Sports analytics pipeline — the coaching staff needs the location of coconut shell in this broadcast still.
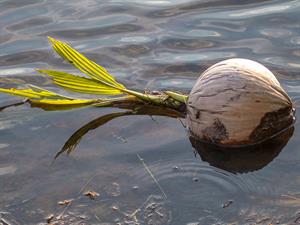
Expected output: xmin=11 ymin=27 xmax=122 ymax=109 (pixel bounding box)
xmin=186 ymin=58 xmax=295 ymax=147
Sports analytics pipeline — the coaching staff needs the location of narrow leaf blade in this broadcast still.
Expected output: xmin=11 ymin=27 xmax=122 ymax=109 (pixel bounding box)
xmin=0 ymin=87 xmax=69 ymax=99
xmin=37 ymin=69 xmax=123 ymax=95
xmin=48 ymin=37 xmax=125 ymax=89
xmin=30 ymin=98 xmax=98 ymax=111
xmin=0 ymin=85 xmax=98 ymax=111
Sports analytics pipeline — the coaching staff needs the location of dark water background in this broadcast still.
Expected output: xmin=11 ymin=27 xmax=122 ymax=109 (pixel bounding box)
xmin=0 ymin=0 xmax=300 ymax=224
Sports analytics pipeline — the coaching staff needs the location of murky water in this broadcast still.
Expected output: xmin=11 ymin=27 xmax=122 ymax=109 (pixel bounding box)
xmin=0 ymin=0 xmax=300 ymax=224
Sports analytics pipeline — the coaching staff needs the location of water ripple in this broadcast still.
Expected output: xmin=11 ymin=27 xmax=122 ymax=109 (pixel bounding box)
xmin=134 ymin=158 xmax=275 ymax=196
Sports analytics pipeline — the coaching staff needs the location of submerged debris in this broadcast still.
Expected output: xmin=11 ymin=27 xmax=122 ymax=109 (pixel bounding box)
xmin=46 ymin=214 xmax=54 ymax=224
xmin=83 ymin=191 xmax=100 ymax=200
xmin=222 ymin=200 xmax=233 ymax=208
xmin=58 ymin=199 xmax=73 ymax=206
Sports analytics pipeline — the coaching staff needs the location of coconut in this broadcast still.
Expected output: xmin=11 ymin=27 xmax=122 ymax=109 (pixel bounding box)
xmin=186 ymin=58 xmax=295 ymax=147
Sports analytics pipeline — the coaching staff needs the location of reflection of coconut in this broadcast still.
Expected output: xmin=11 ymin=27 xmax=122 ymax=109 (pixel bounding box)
xmin=189 ymin=126 xmax=294 ymax=173
xmin=186 ymin=58 xmax=295 ymax=146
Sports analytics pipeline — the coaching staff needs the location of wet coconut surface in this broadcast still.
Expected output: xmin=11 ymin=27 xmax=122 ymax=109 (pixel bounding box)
xmin=1 ymin=0 xmax=300 ymax=224
xmin=187 ymin=58 xmax=295 ymax=147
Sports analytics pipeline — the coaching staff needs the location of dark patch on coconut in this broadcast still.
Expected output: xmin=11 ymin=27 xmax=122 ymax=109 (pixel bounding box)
xmin=229 ymin=93 xmax=242 ymax=102
xmin=195 ymin=110 xmax=200 ymax=119
xmin=202 ymin=118 xmax=228 ymax=143
xmin=250 ymin=106 xmax=295 ymax=143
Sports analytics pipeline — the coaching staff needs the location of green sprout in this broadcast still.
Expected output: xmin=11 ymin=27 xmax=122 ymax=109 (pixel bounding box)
xmin=0 ymin=37 xmax=188 ymax=111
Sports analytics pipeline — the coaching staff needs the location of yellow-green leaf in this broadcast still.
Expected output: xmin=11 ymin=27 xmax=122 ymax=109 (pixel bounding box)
xmin=0 ymin=86 xmax=70 ymax=99
xmin=30 ymin=99 xmax=97 ymax=105
xmin=0 ymin=85 xmax=101 ymax=110
xmin=48 ymin=37 xmax=125 ymax=90
xmin=37 ymin=69 xmax=123 ymax=95
xmin=164 ymin=91 xmax=188 ymax=103
xmin=30 ymin=98 xmax=99 ymax=111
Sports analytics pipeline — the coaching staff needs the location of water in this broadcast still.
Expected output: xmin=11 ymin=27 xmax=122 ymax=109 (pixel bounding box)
xmin=0 ymin=0 xmax=300 ymax=224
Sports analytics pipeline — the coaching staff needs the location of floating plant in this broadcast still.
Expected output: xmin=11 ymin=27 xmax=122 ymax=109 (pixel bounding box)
xmin=0 ymin=37 xmax=295 ymax=168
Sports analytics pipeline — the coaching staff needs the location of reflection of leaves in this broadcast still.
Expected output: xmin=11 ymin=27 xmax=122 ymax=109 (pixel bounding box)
xmin=55 ymin=111 xmax=131 ymax=159
xmin=55 ymin=106 xmax=183 ymax=159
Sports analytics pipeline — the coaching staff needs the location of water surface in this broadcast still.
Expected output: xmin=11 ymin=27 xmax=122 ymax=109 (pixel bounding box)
xmin=0 ymin=0 xmax=300 ymax=224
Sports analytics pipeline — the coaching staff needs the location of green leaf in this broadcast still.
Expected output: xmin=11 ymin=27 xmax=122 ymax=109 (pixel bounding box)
xmin=0 ymin=85 xmax=98 ymax=110
xmin=30 ymin=98 xmax=97 ymax=105
xmin=164 ymin=91 xmax=188 ymax=103
xmin=27 ymin=84 xmax=72 ymax=99
xmin=30 ymin=98 xmax=98 ymax=111
xmin=0 ymin=86 xmax=70 ymax=99
xmin=48 ymin=36 xmax=125 ymax=90
xmin=37 ymin=69 xmax=123 ymax=95
xmin=0 ymin=37 xmax=187 ymax=112
xmin=42 ymin=37 xmax=169 ymax=105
